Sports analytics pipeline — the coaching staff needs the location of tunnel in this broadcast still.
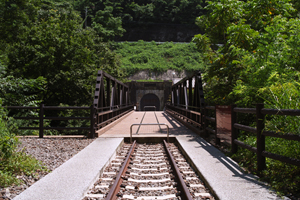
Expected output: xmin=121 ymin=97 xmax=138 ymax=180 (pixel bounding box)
xmin=140 ymin=93 xmax=160 ymax=111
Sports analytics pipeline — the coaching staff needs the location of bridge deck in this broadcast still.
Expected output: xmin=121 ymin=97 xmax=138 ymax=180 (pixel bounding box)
xmin=99 ymin=111 xmax=192 ymax=137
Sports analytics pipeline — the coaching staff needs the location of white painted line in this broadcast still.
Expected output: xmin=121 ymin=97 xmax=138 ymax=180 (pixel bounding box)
xmin=133 ymin=163 xmax=166 ymax=167
xmin=101 ymin=178 xmax=113 ymax=181
xmin=126 ymin=185 xmax=174 ymax=190
xmin=95 ymin=185 xmax=109 ymax=188
xmin=127 ymin=178 xmax=171 ymax=183
xmin=190 ymin=184 xmax=205 ymax=188
xmin=130 ymin=172 xmax=169 ymax=176
xmin=85 ymin=194 xmax=105 ymax=198
xmin=182 ymin=171 xmax=195 ymax=174
xmin=122 ymin=194 xmax=177 ymax=199
xmin=102 ymin=172 xmax=117 ymax=175
xmin=185 ymin=177 xmax=199 ymax=180
xmin=131 ymin=167 xmax=168 ymax=171
xmin=194 ymin=193 xmax=212 ymax=198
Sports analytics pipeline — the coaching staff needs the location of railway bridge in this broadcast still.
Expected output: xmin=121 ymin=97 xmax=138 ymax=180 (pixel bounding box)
xmin=12 ymin=70 xmax=299 ymax=200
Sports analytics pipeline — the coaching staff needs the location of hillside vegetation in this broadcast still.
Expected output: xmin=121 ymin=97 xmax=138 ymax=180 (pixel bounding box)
xmin=112 ymin=41 xmax=205 ymax=77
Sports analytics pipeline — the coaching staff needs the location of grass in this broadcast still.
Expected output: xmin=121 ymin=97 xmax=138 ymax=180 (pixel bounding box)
xmin=0 ymin=149 xmax=47 ymax=187
xmin=0 ymin=102 xmax=47 ymax=187
xmin=111 ymin=40 xmax=206 ymax=77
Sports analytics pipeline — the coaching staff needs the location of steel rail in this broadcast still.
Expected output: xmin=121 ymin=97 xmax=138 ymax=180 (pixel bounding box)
xmin=130 ymin=123 xmax=169 ymax=143
xmin=163 ymin=140 xmax=193 ymax=200
xmin=105 ymin=140 xmax=136 ymax=200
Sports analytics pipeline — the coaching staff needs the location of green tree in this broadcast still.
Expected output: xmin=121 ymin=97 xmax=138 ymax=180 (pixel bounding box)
xmin=92 ymin=5 xmax=125 ymax=41
xmin=193 ymin=0 xmax=297 ymax=106
xmin=4 ymin=1 xmax=121 ymax=106
xmin=0 ymin=0 xmax=41 ymax=44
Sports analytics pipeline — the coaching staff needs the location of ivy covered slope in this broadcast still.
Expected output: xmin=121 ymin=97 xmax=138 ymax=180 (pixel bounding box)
xmin=112 ymin=41 xmax=206 ymax=77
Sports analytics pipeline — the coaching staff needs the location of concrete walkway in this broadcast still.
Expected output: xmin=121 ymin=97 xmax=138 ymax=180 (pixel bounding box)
xmin=14 ymin=138 xmax=123 ymax=200
xmin=177 ymin=135 xmax=280 ymax=200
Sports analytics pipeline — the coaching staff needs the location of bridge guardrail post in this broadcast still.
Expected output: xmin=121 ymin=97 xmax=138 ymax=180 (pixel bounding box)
xmin=39 ymin=104 xmax=44 ymax=138
xmin=215 ymin=105 xmax=220 ymax=145
xmin=203 ymin=106 xmax=207 ymax=137
xmin=89 ymin=105 xmax=96 ymax=138
xmin=256 ymin=103 xmax=266 ymax=171
xmin=231 ymin=104 xmax=237 ymax=153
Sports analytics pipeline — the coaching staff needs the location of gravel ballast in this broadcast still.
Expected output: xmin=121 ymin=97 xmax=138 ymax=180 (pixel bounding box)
xmin=0 ymin=137 xmax=95 ymax=200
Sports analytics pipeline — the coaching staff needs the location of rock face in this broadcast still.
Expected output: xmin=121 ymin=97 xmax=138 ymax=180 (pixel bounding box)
xmin=128 ymin=69 xmax=194 ymax=82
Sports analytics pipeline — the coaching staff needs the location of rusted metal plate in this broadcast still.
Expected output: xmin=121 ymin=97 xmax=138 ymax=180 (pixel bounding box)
xmin=216 ymin=105 xmax=232 ymax=145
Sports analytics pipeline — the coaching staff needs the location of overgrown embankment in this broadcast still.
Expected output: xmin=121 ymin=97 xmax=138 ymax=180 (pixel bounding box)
xmin=112 ymin=41 xmax=206 ymax=79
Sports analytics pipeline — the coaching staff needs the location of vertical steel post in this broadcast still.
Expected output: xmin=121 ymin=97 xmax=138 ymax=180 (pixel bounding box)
xmin=215 ymin=106 xmax=220 ymax=145
xmin=89 ymin=105 xmax=95 ymax=138
xmin=231 ymin=104 xmax=238 ymax=153
xmin=184 ymin=84 xmax=188 ymax=110
xmin=106 ymin=77 xmax=111 ymax=110
xmin=171 ymin=90 xmax=174 ymax=105
xmin=188 ymin=78 xmax=193 ymax=109
xmin=203 ymin=106 xmax=208 ymax=137
xmin=256 ymin=103 xmax=266 ymax=171
xmin=39 ymin=104 xmax=44 ymax=138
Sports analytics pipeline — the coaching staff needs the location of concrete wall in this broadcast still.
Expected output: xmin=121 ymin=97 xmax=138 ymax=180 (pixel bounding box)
xmin=128 ymin=81 xmax=172 ymax=111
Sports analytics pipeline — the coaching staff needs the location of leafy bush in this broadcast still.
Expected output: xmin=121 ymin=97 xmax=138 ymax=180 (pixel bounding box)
xmin=0 ymin=98 xmax=46 ymax=187
xmin=112 ymin=41 xmax=206 ymax=77
xmin=0 ymin=99 xmax=17 ymax=160
xmin=0 ymin=151 xmax=47 ymax=187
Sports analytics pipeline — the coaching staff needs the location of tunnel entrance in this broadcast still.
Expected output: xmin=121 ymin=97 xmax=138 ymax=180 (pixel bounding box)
xmin=140 ymin=93 xmax=160 ymax=111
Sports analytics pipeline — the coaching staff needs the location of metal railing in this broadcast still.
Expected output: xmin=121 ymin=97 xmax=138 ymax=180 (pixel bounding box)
xmin=6 ymin=104 xmax=95 ymax=138
xmin=166 ymin=103 xmax=300 ymax=171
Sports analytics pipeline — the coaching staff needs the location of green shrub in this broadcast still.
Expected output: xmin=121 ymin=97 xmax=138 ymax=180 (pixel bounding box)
xmin=0 ymin=98 xmax=17 ymax=160
xmin=0 ymin=98 xmax=47 ymax=187
xmin=112 ymin=41 xmax=205 ymax=77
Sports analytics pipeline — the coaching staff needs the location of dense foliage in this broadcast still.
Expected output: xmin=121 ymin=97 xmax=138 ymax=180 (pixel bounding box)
xmin=74 ymin=0 xmax=206 ymax=28
xmin=193 ymin=0 xmax=300 ymax=107
xmin=193 ymin=0 xmax=300 ymax=197
xmin=112 ymin=41 xmax=205 ymax=77
xmin=1 ymin=0 xmax=122 ymax=106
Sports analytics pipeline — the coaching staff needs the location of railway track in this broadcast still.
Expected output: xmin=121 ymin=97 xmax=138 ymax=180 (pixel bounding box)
xmin=83 ymin=141 xmax=214 ymax=200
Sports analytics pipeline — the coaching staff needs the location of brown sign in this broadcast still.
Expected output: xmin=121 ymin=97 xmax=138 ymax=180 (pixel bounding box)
xmin=216 ymin=105 xmax=231 ymax=145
